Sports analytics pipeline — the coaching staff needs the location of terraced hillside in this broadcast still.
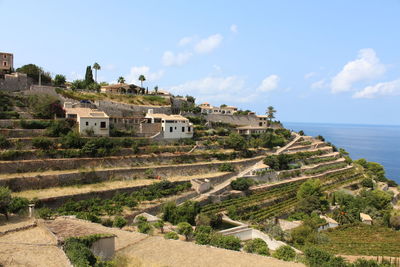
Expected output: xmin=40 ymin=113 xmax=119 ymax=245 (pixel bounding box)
xmin=200 ymin=135 xmax=366 ymax=224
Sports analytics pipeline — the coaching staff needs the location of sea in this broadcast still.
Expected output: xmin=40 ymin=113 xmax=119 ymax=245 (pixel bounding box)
xmin=283 ymin=122 xmax=400 ymax=184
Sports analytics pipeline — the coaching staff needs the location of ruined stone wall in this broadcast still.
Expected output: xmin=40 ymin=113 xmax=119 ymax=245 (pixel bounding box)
xmin=95 ymin=100 xmax=172 ymax=117
xmin=0 ymin=73 xmax=30 ymax=91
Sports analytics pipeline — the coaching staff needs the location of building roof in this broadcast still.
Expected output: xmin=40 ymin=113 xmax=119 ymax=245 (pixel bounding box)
xmin=221 ymin=105 xmax=237 ymax=110
xmin=320 ymin=215 xmax=338 ymax=225
xmin=44 ymin=217 xmax=115 ymax=241
xmin=101 ymin=83 xmax=131 ymax=90
xmin=252 ymin=161 xmax=269 ymax=170
xmin=360 ymin=213 xmax=372 ymax=221
xmin=65 ymin=107 xmax=109 ymax=118
xmin=146 ymin=113 xmax=189 ymax=121
xmin=0 ymin=52 xmax=13 ymax=55
xmin=256 ymin=115 xmax=269 ymax=118
xmin=236 ymin=125 xmax=269 ymax=130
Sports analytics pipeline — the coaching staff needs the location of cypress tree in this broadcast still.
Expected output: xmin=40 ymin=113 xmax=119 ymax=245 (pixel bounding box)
xmin=85 ymin=66 xmax=94 ymax=84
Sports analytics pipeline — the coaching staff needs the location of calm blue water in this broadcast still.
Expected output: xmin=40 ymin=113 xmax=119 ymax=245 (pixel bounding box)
xmin=284 ymin=122 xmax=400 ymax=183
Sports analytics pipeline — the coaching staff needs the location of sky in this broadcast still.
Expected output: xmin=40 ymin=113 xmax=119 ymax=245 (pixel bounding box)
xmin=1 ymin=0 xmax=400 ymax=125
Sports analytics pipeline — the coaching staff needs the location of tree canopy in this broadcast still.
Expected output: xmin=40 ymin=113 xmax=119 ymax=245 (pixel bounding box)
xmin=16 ymin=64 xmax=51 ymax=84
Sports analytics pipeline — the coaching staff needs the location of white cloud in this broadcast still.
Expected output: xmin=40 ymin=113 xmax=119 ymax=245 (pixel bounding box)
xmin=311 ymin=79 xmax=326 ymax=89
xmin=331 ymin=48 xmax=386 ymax=93
xmin=194 ymin=34 xmax=223 ymax=54
xmin=353 ymin=79 xmax=400 ymax=98
xmin=162 ymin=51 xmax=192 ymax=67
xmin=230 ymin=24 xmax=238 ymax=33
xmin=126 ymin=66 xmax=164 ymax=84
xmin=304 ymin=72 xmax=316 ymax=79
xmin=178 ymin=36 xmax=194 ymax=47
xmin=257 ymin=75 xmax=280 ymax=92
xmin=169 ymin=76 xmax=257 ymax=103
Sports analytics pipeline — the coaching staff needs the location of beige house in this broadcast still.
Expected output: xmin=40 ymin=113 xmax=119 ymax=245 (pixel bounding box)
xmin=64 ymin=103 xmax=109 ymax=136
xmin=0 ymin=52 xmax=13 ymax=73
xmin=199 ymin=103 xmax=238 ymax=115
xmin=256 ymin=115 xmax=269 ymax=127
xmin=145 ymin=109 xmax=193 ymax=139
xmin=100 ymin=83 xmax=142 ymax=94
xmin=236 ymin=125 xmax=269 ymax=135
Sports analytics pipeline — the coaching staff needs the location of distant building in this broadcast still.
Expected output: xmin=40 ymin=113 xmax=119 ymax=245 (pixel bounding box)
xmin=236 ymin=125 xmax=269 ymax=135
xmin=64 ymin=102 xmax=109 ymax=136
xmin=199 ymin=103 xmax=238 ymax=115
xmin=145 ymin=109 xmax=193 ymax=139
xmin=318 ymin=215 xmax=339 ymax=231
xmin=248 ymin=162 xmax=270 ymax=176
xmin=256 ymin=115 xmax=269 ymax=127
xmin=360 ymin=213 xmax=373 ymax=225
xmin=0 ymin=52 xmax=13 ymax=73
xmin=100 ymin=83 xmax=142 ymax=94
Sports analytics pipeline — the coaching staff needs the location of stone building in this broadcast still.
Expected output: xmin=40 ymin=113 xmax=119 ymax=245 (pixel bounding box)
xmin=0 ymin=52 xmax=13 ymax=73
xmin=199 ymin=103 xmax=238 ymax=115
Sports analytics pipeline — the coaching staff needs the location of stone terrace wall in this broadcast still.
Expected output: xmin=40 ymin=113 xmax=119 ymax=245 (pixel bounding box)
xmin=0 ymin=152 xmax=221 ymax=173
xmin=95 ymin=100 xmax=172 ymax=117
xmin=1 ymin=157 xmax=262 ymax=191
xmin=0 ymin=128 xmax=45 ymax=137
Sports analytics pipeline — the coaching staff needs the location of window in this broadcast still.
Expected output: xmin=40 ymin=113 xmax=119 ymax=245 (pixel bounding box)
xmin=85 ymin=121 xmax=89 ymax=126
xmin=170 ymin=127 xmax=173 ymax=132
xmin=3 ymin=55 xmax=6 ymax=59
xmin=188 ymin=127 xmax=191 ymax=132
xmin=94 ymin=123 xmax=97 ymax=126
xmin=174 ymin=127 xmax=177 ymax=130
xmin=100 ymin=121 xmax=106 ymax=128
xmin=182 ymin=127 xmax=185 ymax=132
xmin=3 ymin=62 xmax=6 ymax=67
xmin=259 ymin=122 xmax=262 ymax=126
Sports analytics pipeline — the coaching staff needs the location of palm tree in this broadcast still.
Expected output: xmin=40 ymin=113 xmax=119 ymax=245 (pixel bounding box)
xmin=118 ymin=76 xmax=125 ymax=84
xmin=154 ymin=85 xmax=158 ymax=94
xmin=92 ymin=63 xmax=101 ymax=83
xmin=138 ymin=74 xmax=146 ymax=88
xmin=266 ymin=106 xmax=276 ymax=126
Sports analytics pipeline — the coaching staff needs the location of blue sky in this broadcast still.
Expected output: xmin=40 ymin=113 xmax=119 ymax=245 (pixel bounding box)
xmin=2 ymin=0 xmax=400 ymax=125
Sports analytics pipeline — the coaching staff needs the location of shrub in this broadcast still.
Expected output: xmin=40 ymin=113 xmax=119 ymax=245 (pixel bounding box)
xmin=8 ymin=197 xmax=29 ymax=214
xmin=361 ymin=178 xmax=374 ymax=188
xmin=164 ymin=231 xmax=179 ymax=240
xmin=210 ymin=234 xmax=242 ymax=251
xmin=0 ymin=135 xmax=11 ymax=149
xmin=194 ymin=225 xmax=213 ymax=245
xmin=244 ymin=238 xmax=270 ymax=256
xmin=76 ymin=212 xmax=101 ymax=223
xmin=218 ymin=163 xmax=235 ymax=172
xmin=230 ymin=178 xmax=252 ymax=191
xmin=37 ymin=207 xmax=53 ymax=219
xmin=177 ymin=222 xmax=193 ymax=241
xmin=60 ymin=131 xmax=86 ymax=149
xmin=64 ymin=238 xmax=97 ymax=267
xmin=225 ymin=133 xmax=247 ymax=151
xmin=0 ymin=187 xmax=12 ymax=219
xmin=20 ymin=120 xmax=51 ymax=129
xmin=162 ymin=201 xmax=200 ymax=225
xmin=46 ymin=120 xmax=73 ymax=137
xmin=304 ymin=247 xmax=333 ymax=267
xmin=113 ymin=216 xmax=127 ymax=228
xmin=32 ymin=137 xmax=54 ymax=150
xmin=272 ymin=245 xmax=296 ymax=261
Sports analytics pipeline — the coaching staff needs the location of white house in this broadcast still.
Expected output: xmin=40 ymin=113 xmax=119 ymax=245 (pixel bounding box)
xmin=318 ymin=215 xmax=339 ymax=231
xmin=145 ymin=109 xmax=193 ymax=139
xmin=199 ymin=103 xmax=238 ymax=115
xmin=248 ymin=162 xmax=270 ymax=176
xmin=64 ymin=103 xmax=109 ymax=136
xmin=236 ymin=125 xmax=269 ymax=135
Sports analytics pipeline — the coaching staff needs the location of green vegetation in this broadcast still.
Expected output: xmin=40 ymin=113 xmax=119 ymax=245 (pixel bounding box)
xmin=0 ymin=187 xmax=29 ymax=220
xmin=162 ymin=201 xmax=200 ymax=225
xmin=177 ymin=222 xmax=193 ymax=240
xmin=316 ymin=223 xmax=400 ymax=257
xmin=43 ymin=181 xmax=191 ymax=222
xmin=210 ymin=234 xmax=242 ymax=251
xmin=264 ymin=150 xmax=329 ymax=171
xmin=296 ymin=179 xmax=329 ymax=215
xmin=16 ymin=64 xmax=51 ymax=84
xmin=230 ymin=178 xmax=253 ymax=191
xmin=164 ymin=231 xmax=179 ymax=240
xmin=53 ymin=74 xmax=66 ymax=87
xmin=272 ymin=245 xmax=296 ymax=261
xmin=27 ymin=94 xmax=65 ymax=119
xmin=244 ymin=238 xmax=270 ymax=256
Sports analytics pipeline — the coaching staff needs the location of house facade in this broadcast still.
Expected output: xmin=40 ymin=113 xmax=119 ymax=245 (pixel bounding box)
xmin=0 ymin=52 xmax=13 ymax=73
xmin=64 ymin=102 xmax=110 ymax=136
xmin=199 ymin=103 xmax=238 ymax=115
xmin=236 ymin=125 xmax=269 ymax=135
xmin=100 ymin=83 xmax=142 ymax=94
xmin=145 ymin=109 xmax=193 ymax=139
